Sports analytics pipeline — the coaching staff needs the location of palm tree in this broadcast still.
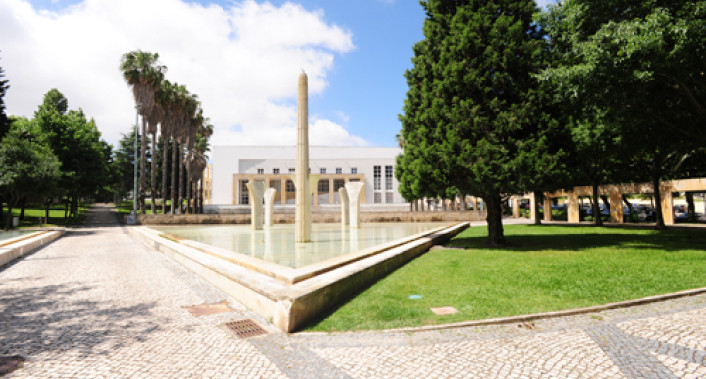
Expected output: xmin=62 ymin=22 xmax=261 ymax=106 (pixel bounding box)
xmin=156 ymin=80 xmax=177 ymax=214
xmin=185 ymin=108 xmax=204 ymax=214
xmin=170 ymin=87 xmax=198 ymax=214
xmin=145 ymin=96 xmax=163 ymax=214
xmin=190 ymin=120 xmax=213 ymax=213
xmin=120 ymin=50 xmax=166 ymax=213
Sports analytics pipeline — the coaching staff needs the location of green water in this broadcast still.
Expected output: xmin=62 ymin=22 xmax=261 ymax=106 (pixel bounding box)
xmin=153 ymin=223 xmax=451 ymax=268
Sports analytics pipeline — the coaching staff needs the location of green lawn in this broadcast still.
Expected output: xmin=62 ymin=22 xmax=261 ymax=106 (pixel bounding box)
xmin=307 ymin=224 xmax=706 ymax=332
xmin=7 ymin=203 xmax=90 ymax=227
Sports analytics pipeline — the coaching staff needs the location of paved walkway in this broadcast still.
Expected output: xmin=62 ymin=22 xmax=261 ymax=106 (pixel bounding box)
xmin=0 ymin=204 xmax=704 ymax=378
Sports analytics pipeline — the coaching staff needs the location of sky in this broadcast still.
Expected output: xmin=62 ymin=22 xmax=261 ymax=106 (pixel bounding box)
xmin=0 ymin=0 xmax=556 ymax=149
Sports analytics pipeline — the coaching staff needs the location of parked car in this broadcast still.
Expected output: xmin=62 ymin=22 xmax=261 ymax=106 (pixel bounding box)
xmin=674 ymin=205 xmax=689 ymax=221
xmin=585 ymin=204 xmax=610 ymax=216
xmin=636 ymin=205 xmax=655 ymax=221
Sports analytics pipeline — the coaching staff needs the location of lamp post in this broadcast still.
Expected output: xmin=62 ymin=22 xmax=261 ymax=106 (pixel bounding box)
xmin=131 ymin=104 xmax=141 ymax=216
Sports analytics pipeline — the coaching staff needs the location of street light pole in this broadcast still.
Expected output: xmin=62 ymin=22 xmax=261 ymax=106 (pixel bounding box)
xmin=132 ymin=104 xmax=141 ymax=216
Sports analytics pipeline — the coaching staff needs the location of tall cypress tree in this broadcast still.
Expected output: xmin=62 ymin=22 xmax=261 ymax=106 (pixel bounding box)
xmin=398 ymin=0 xmax=565 ymax=245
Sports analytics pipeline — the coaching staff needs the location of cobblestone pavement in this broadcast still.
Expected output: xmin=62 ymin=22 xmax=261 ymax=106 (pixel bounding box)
xmin=1 ymin=205 xmax=705 ymax=378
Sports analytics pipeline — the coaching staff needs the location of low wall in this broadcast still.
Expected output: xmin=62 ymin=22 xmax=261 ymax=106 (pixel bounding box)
xmin=0 ymin=230 xmax=65 ymax=267
xmin=134 ymin=210 xmax=487 ymax=225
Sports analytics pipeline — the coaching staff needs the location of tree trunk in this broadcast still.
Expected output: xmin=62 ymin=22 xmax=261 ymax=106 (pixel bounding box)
xmin=139 ymin=118 xmax=147 ymax=214
xmin=162 ymin=135 xmax=169 ymax=215
xmin=197 ymin=179 xmax=202 ymax=214
xmin=19 ymin=196 xmax=26 ymax=220
xmin=45 ymin=200 xmax=51 ymax=225
xmin=71 ymin=195 xmax=78 ymax=218
xmin=178 ymin=144 xmax=184 ymax=214
xmin=485 ymin=194 xmax=505 ymax=246
xmin=4 ymin=201 xmax=12 ymax=231
xmin=533 ymin=191 xmax=542 ymax=225
xmin=622 ymin=194 xmax=633 ymax=214
xmin=186 ymin=152 xmax=192 ymax=214
xmin=64 ymin=197 xmax=69 ymax=219
xmin=686 ymin=192 xmax=696 ymax=221
xmin=171 ymin=139 xmax=178 ymax=215
xmin=150 ymin=130 xmax=157 ymax=214
xmin=653 ymin=175 xmax=666 ymax=229
xmin=461 ymin=195 xmax=467 ymax=211
xmin=600 ymin=195 xmax=610 ymax=210
xmin=0 ymin=198 xmax=5 ymax=230
xmin=592 ymin=184 xmax=603 ymax=226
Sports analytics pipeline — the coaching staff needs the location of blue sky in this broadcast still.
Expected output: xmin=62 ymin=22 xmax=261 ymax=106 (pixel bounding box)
xmin=1 ymin=0 xmax=554 ymax=148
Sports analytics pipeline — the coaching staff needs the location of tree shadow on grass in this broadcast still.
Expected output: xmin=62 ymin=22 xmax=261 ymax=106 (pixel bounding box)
xmin=0 ymin=281 xmax=165 ymax=358
xmin=446 ymin=225 xmax=706 ymax=252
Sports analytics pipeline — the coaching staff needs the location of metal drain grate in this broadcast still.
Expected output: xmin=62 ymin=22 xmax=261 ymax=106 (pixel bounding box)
xmin=224 ymin=319 xmax=268 ymax=339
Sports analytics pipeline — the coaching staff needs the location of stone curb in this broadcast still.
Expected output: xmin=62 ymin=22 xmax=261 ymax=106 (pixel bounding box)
xmin=0 ymin=230 xmax=65 ymax=268
xmin=375 ymin=286 xmax=706 ymax=334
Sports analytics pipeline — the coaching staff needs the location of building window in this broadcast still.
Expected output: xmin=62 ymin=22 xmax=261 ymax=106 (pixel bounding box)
xmin=289 ymin=168 xmax=295 ymax=173
xmin=240 ymin=180 xmax=249 ymax=205
xmin=320 ymin=168 xmax=326 ymax=174
xmin=373 ymin=165 xmax=381 ymax=191
xmin=286 ymin=179 xmax=295 ymax=193
xmin=374 ymin=192 xmax=382 ymax=204
xmin=318 ymin=179 xmax=329 ymax=193
xmin=273 ymin=168 xmax=280 ymax=174
xmin=349 ymin=178 xmax=360 ymax=182
xmin=333 ymin=179 xmax=345 ymax=192
xmin=351 ymin=167 xmax=358 ymax=174
xmin=386 ymin=192 xmax=394 ymax=204
xmin=257 ymin=168 xmax=264 ymax=175
xmin=336 ymin=167 xmax=342 ymax=174
xmin=385 ymin=165 xmax=393 ymax=190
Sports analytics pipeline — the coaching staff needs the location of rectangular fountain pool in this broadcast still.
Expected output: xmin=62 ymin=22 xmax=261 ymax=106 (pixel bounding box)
xmin=134 ymin=222 xmax=468 ymax=332
xmin=152 ymin=223 xmax=453 ymax=269
xmin=0 ymin=230 xmax=34 ymax=243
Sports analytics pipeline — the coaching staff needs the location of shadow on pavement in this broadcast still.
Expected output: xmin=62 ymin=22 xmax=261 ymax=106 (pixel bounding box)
xmin=0 ymin=282 xmax=165 ymax=358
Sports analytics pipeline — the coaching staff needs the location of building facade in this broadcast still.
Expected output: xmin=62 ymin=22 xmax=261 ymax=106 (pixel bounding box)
xmin=210 ymin=146 xmax=405 ymax=206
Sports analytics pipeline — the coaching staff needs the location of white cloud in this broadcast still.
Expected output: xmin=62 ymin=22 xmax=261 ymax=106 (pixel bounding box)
xmin=310 ymin=118 xmax=368 ymax=146
xmin=0 ymin=0 xmax=364 ymax=147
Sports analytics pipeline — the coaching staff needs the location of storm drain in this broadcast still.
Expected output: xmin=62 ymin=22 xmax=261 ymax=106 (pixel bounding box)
xmin=224 ymin=319 xmax=268 ymax=339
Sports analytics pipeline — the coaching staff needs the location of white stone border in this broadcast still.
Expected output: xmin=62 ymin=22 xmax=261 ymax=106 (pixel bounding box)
xmin=0 ymin=230 xmax=65 ymax=267
xmin=381 ymin=286 xmax=706 ymax=334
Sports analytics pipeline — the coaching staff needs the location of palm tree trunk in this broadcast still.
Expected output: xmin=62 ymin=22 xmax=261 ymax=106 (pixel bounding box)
xmin=171 ymin=139 xmax=178 ymax=214
xmin=198 ymin=179 xmax=203 ymax=214
xmin=178 ymin=144 xmax=184 ymax=214
xmin=150 ymin=130 xmax=157 ymax=214
xmin=185 ymin=152 xmax=192 ymax=214
xmin=162 ymin=135 xmax=169 ymax=214
xmin=139 ymin=117 xmax=147 ymax=214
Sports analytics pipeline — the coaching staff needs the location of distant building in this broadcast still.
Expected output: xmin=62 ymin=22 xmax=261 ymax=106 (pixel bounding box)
xmin=208 ymin=146 xmax=404 ymax=206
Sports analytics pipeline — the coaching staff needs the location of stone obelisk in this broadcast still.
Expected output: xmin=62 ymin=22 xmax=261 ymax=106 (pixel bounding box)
xmin=295 ymin=70 xmax=311 ymax=243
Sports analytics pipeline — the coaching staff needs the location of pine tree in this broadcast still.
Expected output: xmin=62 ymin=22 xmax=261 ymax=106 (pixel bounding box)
xmin=398 ymin=0 xmax=565 ymax=245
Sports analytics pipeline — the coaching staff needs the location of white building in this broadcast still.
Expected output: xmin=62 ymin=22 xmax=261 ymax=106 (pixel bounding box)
xmin=210 ymin=146 xmax=404 ymax=206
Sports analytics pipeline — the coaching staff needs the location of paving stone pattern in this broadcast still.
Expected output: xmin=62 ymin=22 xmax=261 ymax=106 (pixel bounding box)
xmin=1 ymin=204 xmax=705 ymax=378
